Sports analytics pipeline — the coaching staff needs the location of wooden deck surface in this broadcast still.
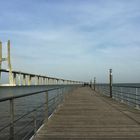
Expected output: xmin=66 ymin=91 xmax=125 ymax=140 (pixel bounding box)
xmin=34 ymin=87 xmax=140 ymax=140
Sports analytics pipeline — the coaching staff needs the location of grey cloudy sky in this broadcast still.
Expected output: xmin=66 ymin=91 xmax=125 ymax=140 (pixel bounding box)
xmin=0 ymin=0 xmax=140 ymax=83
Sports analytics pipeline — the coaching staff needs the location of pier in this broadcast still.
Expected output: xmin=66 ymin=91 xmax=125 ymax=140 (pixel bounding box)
xmin=33 ymin=87 xmax=140 ymax=140
xmin=0 ymin=68 xmax=140 ymax=140
xmin=0 ymin=41 xmax=140 ymax=140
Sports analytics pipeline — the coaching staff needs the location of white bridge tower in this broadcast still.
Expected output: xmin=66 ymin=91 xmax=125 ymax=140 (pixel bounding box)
xmin=0 ymin=40 xmax=13 ymax=85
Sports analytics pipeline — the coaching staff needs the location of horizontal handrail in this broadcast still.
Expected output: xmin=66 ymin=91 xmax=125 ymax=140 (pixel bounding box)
xmin=96 ymin=84 xmax=140 ymax=88
xmin=113 ymin=91 xmax=140 ymax=102
xmin=112 ymin=89 xmax=140 ymax=97
xmin=0 ymin=85 xmax=74 ymax=102
xmin=113 ymin=85 xmax=140 ymax=88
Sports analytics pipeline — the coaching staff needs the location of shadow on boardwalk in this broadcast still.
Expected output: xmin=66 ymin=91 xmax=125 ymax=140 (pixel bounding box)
xmin=34 ymin=87 xmax=140 ymax=140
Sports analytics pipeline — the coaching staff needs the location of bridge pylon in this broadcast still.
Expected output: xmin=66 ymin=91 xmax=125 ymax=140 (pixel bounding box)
xmin=0 ymin=40 xmax=13 ymax=85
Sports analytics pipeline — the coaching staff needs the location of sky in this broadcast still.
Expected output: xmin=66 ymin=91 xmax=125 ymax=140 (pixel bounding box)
xmin=0 ymin=0 xmax=140 ymax=83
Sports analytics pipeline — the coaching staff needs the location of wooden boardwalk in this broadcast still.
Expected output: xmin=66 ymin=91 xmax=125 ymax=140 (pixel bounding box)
xmin=34 ymin=87 xmax=140 ymax=140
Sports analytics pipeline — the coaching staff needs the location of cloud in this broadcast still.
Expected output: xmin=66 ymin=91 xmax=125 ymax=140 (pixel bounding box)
xmin=0 ymin=0 xmax=140 ymax=82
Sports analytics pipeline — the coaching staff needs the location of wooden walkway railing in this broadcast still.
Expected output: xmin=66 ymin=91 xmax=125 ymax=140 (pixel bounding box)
xmin=33 ymin=87 xmax=140 ymax=140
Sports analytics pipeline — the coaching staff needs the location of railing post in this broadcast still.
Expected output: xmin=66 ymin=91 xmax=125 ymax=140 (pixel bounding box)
xmin=33 ymin=110 xmax=37 ymax=134
xmin=90 ymin=80 xmax=92 ymax=88
xmin=120 ymin=87 xmax=124 ymax=103
xmin=10 ymin=99 xmax=14 ymax=140
xmin=135 ymin=88 xmax=139 ymax=109
xmin=109 ymin=69 xmax=113 ymax=98
xmin=59 ymin=88 xmax=61 ymax=104
xmin=45 ymin=92 xmax=48 ymax=121
xmin=94 ymin=77 xmax=96 ymax=91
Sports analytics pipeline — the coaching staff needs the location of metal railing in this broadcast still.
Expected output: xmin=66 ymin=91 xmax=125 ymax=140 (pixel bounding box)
xmin=96 ymin=84 xmax=140 ymax=109
xmin=0 ymin=85 xmax=80 ymax=140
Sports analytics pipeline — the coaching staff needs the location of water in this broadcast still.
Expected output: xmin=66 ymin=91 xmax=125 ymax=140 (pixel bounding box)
xmin=96 ymin=83 xmax=140 ymax=108
xmin=0 ymin=85 xmax=73 ymax=140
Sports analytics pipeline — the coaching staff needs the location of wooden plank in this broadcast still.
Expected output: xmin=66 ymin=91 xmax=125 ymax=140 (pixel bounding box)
xmin=34 ymin=87 xmax=140 ymax=140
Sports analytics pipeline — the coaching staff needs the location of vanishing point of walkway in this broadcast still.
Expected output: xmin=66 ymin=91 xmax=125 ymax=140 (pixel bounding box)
xmin=34 ymin=87 xmax=140 ymax=140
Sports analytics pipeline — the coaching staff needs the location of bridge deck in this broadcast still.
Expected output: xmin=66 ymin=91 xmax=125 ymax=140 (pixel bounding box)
xmin=34 ymin=87 xmax=140 ymax=140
